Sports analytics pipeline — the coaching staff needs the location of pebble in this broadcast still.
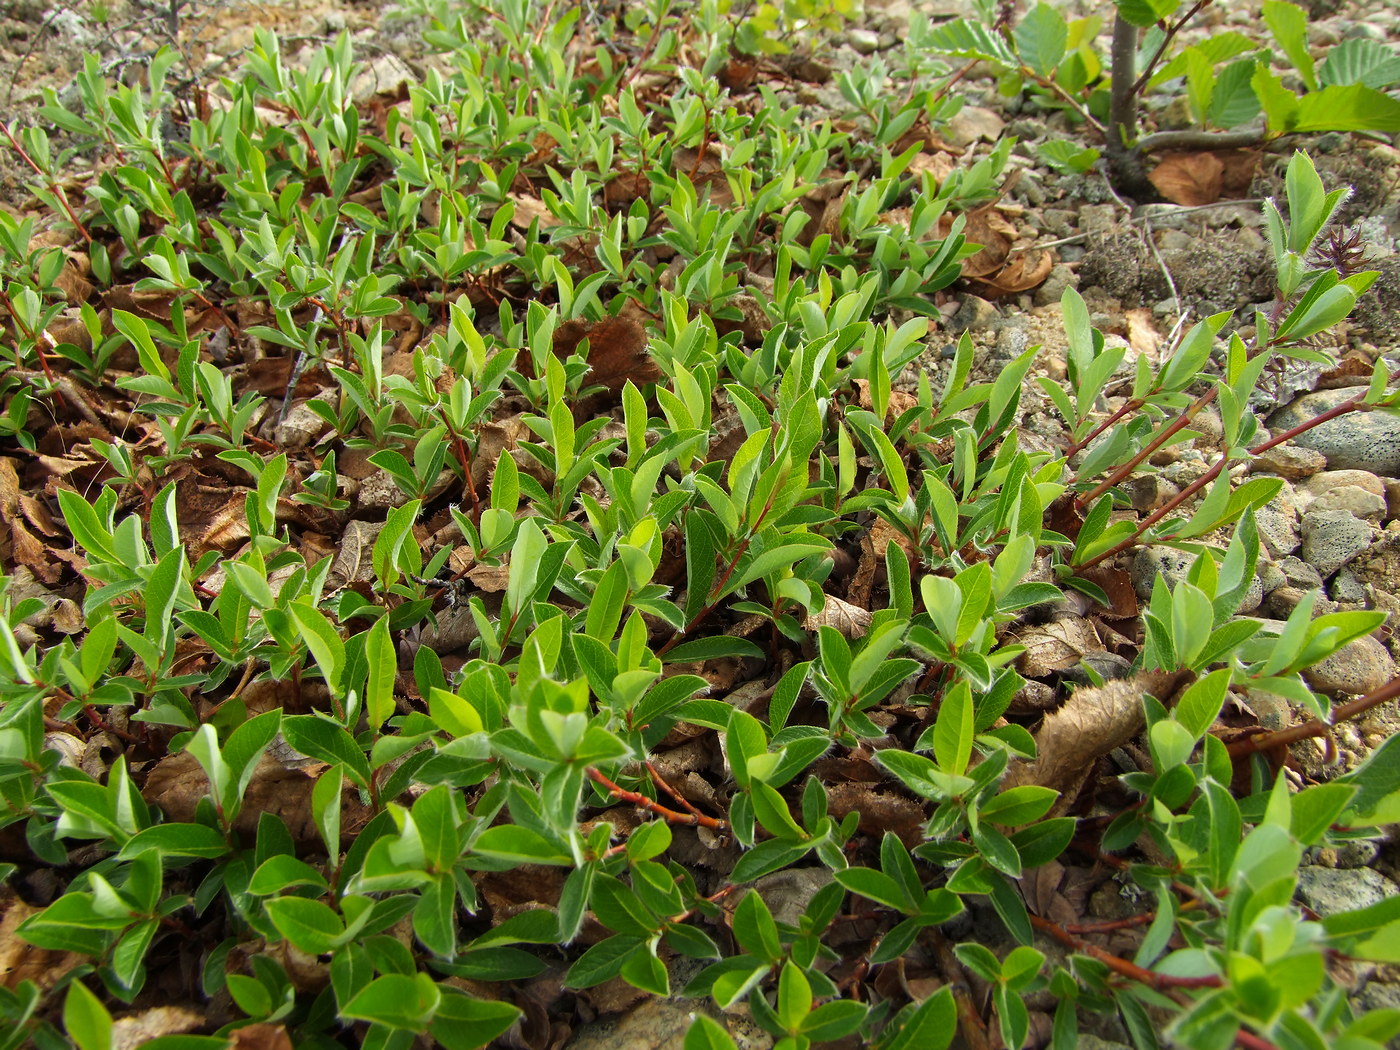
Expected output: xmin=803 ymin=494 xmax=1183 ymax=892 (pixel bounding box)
xmin=1032 ymin=264 xmax=1078 ymax=307
xmin=1269 ymin=388 xmax=1400 ymax=476
xmin=1300 ymin=510 xmax=1376 ymax=576
xmin=1295 ymin=866 xmax=1398 ymax=919
xmin=1302 ymin=633 xmax=1396 ymax=696
xmin=945 ymin=106 xmax=1005 ymax=147
xmin=1307 ymin=486 xmax=1387 ymax=521
xmin=1254 ymin=443 xmax=1328 ymax=479
xmin=1300 ymin=469 xmax=1387 ymax=500
xmin=847 ymin=27 xmax=881 ymax=54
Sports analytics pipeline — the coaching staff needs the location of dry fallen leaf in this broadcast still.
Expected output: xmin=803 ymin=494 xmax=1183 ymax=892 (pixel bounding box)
xmin=1000 ymin=670 xmax=1188 ymax=801
xmin=1149 ymin=151 xmax=1224 ymax=206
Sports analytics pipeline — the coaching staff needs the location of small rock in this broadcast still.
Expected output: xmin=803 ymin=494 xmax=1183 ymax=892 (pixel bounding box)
xmin=949 ymin=294 xmax=1001 ymax=333
xmin=1255 ymin=504 xmax=1301 ymax=559
xmin=1032 ymin=263 xmax=1078 ymax=307
xmin=1295 ymin=865 xmax=1398 ymax=919
xmin=1126 ymin=475 xmax=1180 ymax=513
xmin=1254 ymin=443 xmax=1328 ymax=479
xmin=1383 ymin=478 xmax=1400 ymax=522
xmin=1350 ymin=532 xmax=1400 ymax=594
xmin=1300 ymin=469 xmax=1387 ymax=500
xmin=1263 ymin=586 xmax=1339 ymax=619
xmin=1302 ymin=632 xmax=1395 ymax=696
xmin=1129 ymin=546 xmax=1196 ymax=600
xmin=1244 ymin=689 xmax=1292 ymax=731
xmin=1329 ymin=567 xmax=1368 ymax=604
xmin=1277 ymin=556 xmax=1325 ymax=591
xmin=1307 ymin=486 xmax=1388 ymax=521
xmin=1300 ymin=510 xmax=1376 ymax=576
xmin=945 ymin=105 xmax=1005 ymax=147
xmin=275 ymin=401 xmax=329 ymax=452
xmin=1080 ymin=204 xmax=1117 ymax=236
xmin=847 ymin=27 xmax=881 ymax=54
xmin=1269 ymin=387 xmax=1400 ymax=476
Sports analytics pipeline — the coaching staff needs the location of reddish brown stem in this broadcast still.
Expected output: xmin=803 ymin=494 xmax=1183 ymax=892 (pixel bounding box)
xmin=1077 ymin=392 xmax=1371 ymax=569
xmin=1076 ymin=386 xmax=1217 ymax=510
xmin=1 ymin=123 xmax=93 ymax=243
xmin=588 ymin=767 xmax=729 ymax=830
xmin=1227 ymin=674 xmax=1400 ymax=759
xmin=646 ymin=761 xmax=708 ymax=821
xmin=928 ymin=929 xmax=993 ymax=1050
xmin=1030 ymin=915 xmax=1223 ymax=991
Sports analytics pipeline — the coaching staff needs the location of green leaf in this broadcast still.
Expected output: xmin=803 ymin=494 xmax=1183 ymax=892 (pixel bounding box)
xmin=248 ymin=855 xmax=331 ymax=896
xmin=289 ymin=600 xmax=347 ymax=697
xmin=1320 ymin=37 xmax=1400 ymax=89
xmin=1296 ymin=81 xmax=1400 ymax=130
xmin=264 ymin=895 xmax=345 ymax=955
xmin=566 ymin=934 xmax=646 ymax=988
xmin=64 ymin=981 xmax=113 ymax=1050
xmin=1014 ymin=3 xmax=1067 ymax=78
xmin=1113 ymin=0 xmax=1177 ymax=28
xmin=119 ymin=823 xmax=231 ymax=860
xmin=621 ymin=945 xmax=670 ymax=996
xmin=662 ymin=636 xmax=764 ymax=663
xmin=685 ymin=1016 xmax=739 ymax=1050
xmin=472 ymin=825 xmax=572 ymax=866
xmin=1175 ymin=669 xmax=1229 ymax=740
xmin=365 ymin=615 xmax=396 ymax=727
xmin=933 ymin=681 xmax=974 ymax=776
xmin=883 ymin=987 xmax=956 ymax=1050
xmin=836 ymin=867 xmax=914 ymax=913
xmin=732 ymin=888 xmax=782 ymax=963
xmin=1263 ymin=0 xmax=1316 ymax=91
xmin=979 ymin=786 xmax=1058 ymax=827
xmin=281 ymin=715 xmax=373 ymax=790
xmin=430 ymin=989 xmax=522 ymax=1050
xmin=342 ymin=973 xmax=441 ymax=1031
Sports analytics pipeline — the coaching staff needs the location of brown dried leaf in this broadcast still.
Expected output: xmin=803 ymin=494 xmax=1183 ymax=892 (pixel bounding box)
xmin=1076 ymin=565 xmax=1140 ymax=619
xmin=956 ymin=206 xmax=1015 ymax=279
xmin=803 ymin=594 xmax=873 ymax=639
xmin=1149 ymin=151 xmax=1224 ymax=206
xmin=0 ymin=894 xmax=85 ymax=990
xmin=143 ymin=751 xmax=373 ymax=844
xmin=1124 ymin=307 xmax=1161 ymax=358
xmin=826 ymin=782 xmax=927 ymax=847
xmin=229 ymin=1024 xmax=295 ymax=1050
xmin=1011 ymin=616 xmax=1100 ymax=676
xmin=969 ymin=249 xmax=1054 ymax=297
xmin=1000 ymin=670 xmax=1188 ymax=798
xmin=112 ymin=1007 xmax=206 ymax=1050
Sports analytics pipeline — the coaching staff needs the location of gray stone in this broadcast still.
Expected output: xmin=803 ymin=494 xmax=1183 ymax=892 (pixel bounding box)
xmin=1255 ymin=483 xmax=1301 ymax=558
xmin=1350 ymin=532 xmax=1400 ymax=595
xmin=945 ymin=105 xmax=1004 ymax=147
xmin=1307 ymin=486 xmax=1388 ymax=521
xmin=1269 ymin=387 xmax=1400 ymax=476
xmin=1277 ymin=556 xmax=1324 ymax=591
xmin=1295 ymin=865 xmax=1398 ymax=919
xmin=1302 ymin=632 xmax=1396 ymax=696
xmin=1263 ymin=586 xmax=1339 ymax=619
xmin=949 ymin=295 xmax=1001 ymax=333
xmin=1244 ymin=689 xmax=1292 ymax=731
xmin=847 ymin=27 xmax=881 ymax=54
xmin=1300 ymin=510 xmax=1376 ymax=576
xmin=1129 ymin=546 xmax=1197 ymax=600
xmin=1254 ymin=443 xmax=1328 ymax=480
xmin=1330 ymin=567 xmax=1368 ymax=604
xmin=1032 ymin=263 xmax=1078 ymax=307
xmin=1300 ymin=469 xmax=1387 ymax=500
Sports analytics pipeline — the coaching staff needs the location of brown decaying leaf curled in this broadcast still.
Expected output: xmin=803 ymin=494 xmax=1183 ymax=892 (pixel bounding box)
xmin=1000 ymin=670 xmax=1189 ymax=804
